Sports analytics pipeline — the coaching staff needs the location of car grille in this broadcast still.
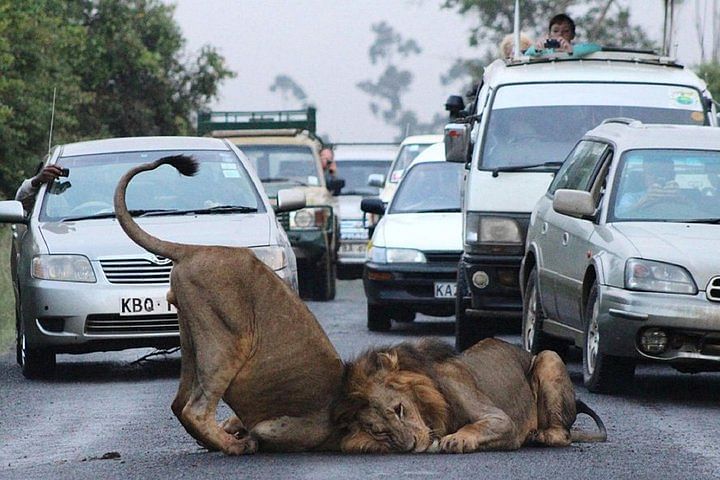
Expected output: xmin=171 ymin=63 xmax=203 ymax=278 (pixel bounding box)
xmin=85 ymin=313 xmax=179 ymax=335
xmin=100 ymin=258 xmax=173 ymax=284
xmin=707 ymin=276 xmax=720 ymax=302
xmin=424 ymin=251 xmax=462 ymax=264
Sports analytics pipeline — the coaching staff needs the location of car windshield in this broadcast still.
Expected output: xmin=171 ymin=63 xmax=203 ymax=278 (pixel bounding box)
xmin=481 ymin=83 xmax=706 ymax=170
xmin=609 ymin=149 xmax=720 ymax=222
xmin=39 ymin=150 xmax=264 ymax=221
xmin=240 ymin=145 xmax=320 ymax=186
xmin=337 ymin=160 xmax=391 ymax=196
xmin=390 ymin=162 xmax=464 ymax=213
xmin=388 ymin=143 xmax=433 ymax=183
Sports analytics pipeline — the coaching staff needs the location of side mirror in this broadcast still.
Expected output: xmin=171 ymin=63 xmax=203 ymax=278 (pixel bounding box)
xmin=275 ymin=189 xmax=306 ymax=213
xmin=444 ymin=123 xmax=471 ymax=163
xmin=327 ymin=177 xmax=345 ymax=196
xmin=367 ymin=173 xmax=384 ymax=188
xmin=360 ymin=197 xmax=385 ymax=215
xmin=0 ymin=200 xmax=27 ymax=223
xmin=445 ymin=95 xmax=467 ymax=120
xmin=552 ymin=189 xmax=596 ymax=218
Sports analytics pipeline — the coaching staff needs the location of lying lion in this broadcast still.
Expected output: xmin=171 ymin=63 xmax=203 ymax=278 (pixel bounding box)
xmin=333 ymin=338 xmax=606 ymax=453
xmin=114 ymin=155 xmax=344 ymax=455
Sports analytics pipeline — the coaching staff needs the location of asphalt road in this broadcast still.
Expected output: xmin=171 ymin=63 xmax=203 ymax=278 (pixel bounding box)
xmin=1 ymin=279 xmax=718 ymax=479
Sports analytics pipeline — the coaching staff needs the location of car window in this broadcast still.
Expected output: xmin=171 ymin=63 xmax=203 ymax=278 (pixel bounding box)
xmin=390 ymin=162 xmax=465 ymax=213
xmin=388 ymin=144 xmax=433 ymax=183
xmin=337 ymin=160 xmax=391 ymax=196
xmin=610 ymin=149 xmax=720 ymax=222
xmin=240 ymin=145 xmax=320 ymax=186
xmin=39 ymin=150 xmax=265 ymax=221
xmin=481 ymin=83 xmax=706 ymax=170
xmin=548 ymin=141 xmax=608 ymax=194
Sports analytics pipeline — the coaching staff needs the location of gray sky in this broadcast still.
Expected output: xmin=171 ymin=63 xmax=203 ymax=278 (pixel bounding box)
xmin=168 ymin=1 xmax=707 ymax=142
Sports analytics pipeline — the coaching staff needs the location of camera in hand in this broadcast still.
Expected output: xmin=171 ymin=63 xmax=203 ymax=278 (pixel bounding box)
xmin=59 ymin=168 xmax=70 ymax=177
xmin=544 ymin=38 xmax=561 ymax=49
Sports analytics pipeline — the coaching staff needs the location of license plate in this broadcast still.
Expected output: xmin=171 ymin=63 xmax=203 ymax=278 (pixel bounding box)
xmin=340 ymin=242 xmax=367 ymax=254
xmin=434 ymin=282 xmax=457 ymax=298
xmin=340 ymin=230 xmax=369 ymax=240
xmin=120 ymin=296 xmax=177 ymax=316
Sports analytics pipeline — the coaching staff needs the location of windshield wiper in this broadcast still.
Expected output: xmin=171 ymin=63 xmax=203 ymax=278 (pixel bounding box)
xmin=491 ymin=161 xmax=563 ymax=177
xmin=260 ymin=177 xmax=308 ymax=186
xmin=170 ymin=205 xmax=259 ymax=215
xmin=415 ymin=207 xmax=461 ymax=213
xmin=60 ymin=212 xmax=117 ymax=222
xmin=683 ymin=218 xmax=720 ymax=224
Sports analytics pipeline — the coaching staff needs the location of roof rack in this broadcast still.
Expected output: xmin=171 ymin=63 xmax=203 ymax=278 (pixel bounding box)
xmin=506 ymin=47 xmax=682 ymax=68
xmin=197 ymin=107 xmax=317 ymax=136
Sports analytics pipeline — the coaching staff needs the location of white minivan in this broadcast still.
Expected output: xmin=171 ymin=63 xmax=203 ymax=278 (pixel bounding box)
xmin=445 ymin=49 xmax=717 ymax=351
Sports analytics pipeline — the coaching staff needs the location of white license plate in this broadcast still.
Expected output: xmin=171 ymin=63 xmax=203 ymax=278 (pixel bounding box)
xmin=120 ymin=296 xmax=177 ymax=316
xmin=434 ymin=282 xmax=457 ymax=298
xmin=340 ymin=242 xmax=367 ymax=254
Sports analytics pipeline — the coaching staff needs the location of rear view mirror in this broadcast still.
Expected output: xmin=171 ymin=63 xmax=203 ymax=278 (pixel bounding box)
xmin=367 ymin=173 xmax=384 ymax=188
xmin=0 ymin=200 xmax=27 ymax=223
xmin=275 ymin=189 xmax=306 ymax=213
xmin=553 ymin=189 xmax=596 ymax=218
xmin=444 ymin=123 xmax=471 ymax=163
xmin=360 ymin=197 xmax=385 ymax=215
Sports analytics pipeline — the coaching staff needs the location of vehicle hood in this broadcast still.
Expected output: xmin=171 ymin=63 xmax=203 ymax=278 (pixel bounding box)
xmin=337 ymin=195 xmax=363 ymax=220
xmin=612 ymin=222 xmax=720 ymax=277
xmin=374 ymin=212 xmax=462 ymax=251
xmin=38 ymin=214 xmax=272 ymax=260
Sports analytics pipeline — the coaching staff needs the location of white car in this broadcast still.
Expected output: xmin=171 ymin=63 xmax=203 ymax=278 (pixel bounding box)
xmin=332 ymin=143 xmax=395 ymax=278
xmin=379 ymin=134 xmax=442 ymax=204
xmin=361 ymin=143 xmax=464 ymax=331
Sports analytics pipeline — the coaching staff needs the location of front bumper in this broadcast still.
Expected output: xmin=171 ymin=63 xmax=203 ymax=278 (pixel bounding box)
xmin=363 ymin=260 xmax=458 ymax=316
xmin=599 ymin=285 xmax=720 ymax=369
xmin=460 ymin=252 xmax=523 ymax=319
xmin=287 ymin=229 xmax=330 ymax=264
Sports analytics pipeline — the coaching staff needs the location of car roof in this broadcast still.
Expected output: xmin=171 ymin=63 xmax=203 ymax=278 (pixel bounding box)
xmin=407 ymin=142 xmax=445 ymax=167
xmin=483 ymin=52 xmax=708 ymax=91
xmin=584 ymin=121 xmax=720 ymax=151
xmin=399 ymin=134 xmax=443 ymax=146
xmin=332 ymin=143 xmax=398 ymax=161
xmin=59 ymin=136 xmax=230 ymax=157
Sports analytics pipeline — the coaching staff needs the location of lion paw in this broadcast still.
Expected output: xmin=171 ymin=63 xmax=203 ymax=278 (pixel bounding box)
xmin=223 ymin=436 xmax=258 ymax=456
xmin=439 ymin=433 xmax=479 ymax=454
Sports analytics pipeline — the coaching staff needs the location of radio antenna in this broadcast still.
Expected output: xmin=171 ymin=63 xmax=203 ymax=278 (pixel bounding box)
xmin=48 ymin=87 xmax=57 ymax=154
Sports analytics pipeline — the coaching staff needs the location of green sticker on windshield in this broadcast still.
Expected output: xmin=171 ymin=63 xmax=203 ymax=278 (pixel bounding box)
xmin=670 ymin=89 xmax=698 ymax=106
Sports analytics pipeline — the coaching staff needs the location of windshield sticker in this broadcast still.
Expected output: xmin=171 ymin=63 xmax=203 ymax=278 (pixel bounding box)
xmin=221 ymin=162 xmax=238 ymax=170
xmin=691 ymin=111 xmax=705 ymax=122
xmin=222 ymin=170 xmax=240 ymax=178
xmin=308 ymin=175 xmax=319 ymax=186
xmin=670 ymin=89 xmax=699 ymax=107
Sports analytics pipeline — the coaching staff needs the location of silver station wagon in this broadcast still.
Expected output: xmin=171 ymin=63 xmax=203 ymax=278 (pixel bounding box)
xmin=0 ymin=136 xmax=304 ymax=378
xmin=521 ymin=120 xmax=720 ymax=393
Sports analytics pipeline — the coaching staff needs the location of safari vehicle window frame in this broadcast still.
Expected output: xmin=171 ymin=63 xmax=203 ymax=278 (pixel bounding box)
xmin=476 ymin=81 xmax=710 ymax=173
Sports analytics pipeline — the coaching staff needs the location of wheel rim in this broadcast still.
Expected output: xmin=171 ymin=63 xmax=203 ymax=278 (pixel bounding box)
xmin=523 ymin=285 xmax=537 ymax=352
xmin=586 ymin=299 xmax=600 ymax=375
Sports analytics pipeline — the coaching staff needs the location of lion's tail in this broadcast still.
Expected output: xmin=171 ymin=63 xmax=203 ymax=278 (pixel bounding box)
xmin=570 ymin=399 xmax=607 ymax=443
xmin=113 ymin=154 xmax=198 ymax=262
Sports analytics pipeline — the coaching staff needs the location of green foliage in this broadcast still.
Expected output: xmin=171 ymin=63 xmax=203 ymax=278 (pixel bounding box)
xmin=0 ymin=0 xmax=234 ymax=199
xmin=696 ymin=62 xmax=720 ymax=101
xmin=270 ymin=74 xmax=309 ymax=106
xmin=0 ymin=225 xmax=14 ymax=350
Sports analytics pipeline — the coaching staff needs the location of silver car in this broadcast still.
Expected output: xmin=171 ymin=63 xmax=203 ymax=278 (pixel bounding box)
xmin=0 ymin=136 xmax=304 ymax=378
xmin=521 ymin=119 xmax=720 ymax=393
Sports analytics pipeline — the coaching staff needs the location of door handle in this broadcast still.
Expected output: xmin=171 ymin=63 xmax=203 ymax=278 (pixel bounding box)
xmin=541 ymin=222 xmax=548 ymax=234
xmin=562 ymin=232 xmax=569 ymax=246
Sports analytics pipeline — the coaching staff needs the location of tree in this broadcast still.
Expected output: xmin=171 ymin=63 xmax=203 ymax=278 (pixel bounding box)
xmin=269 ymin=74 xmax=310 ymax=107
xmin=357 ymin=22 xmax=444 ymax=141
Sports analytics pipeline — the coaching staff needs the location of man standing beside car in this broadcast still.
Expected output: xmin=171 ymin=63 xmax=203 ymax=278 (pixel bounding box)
xmin=15 ymin=164 xmax=64 ymax=213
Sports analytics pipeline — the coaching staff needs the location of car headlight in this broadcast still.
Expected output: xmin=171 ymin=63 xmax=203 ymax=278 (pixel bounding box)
xmin=367 ymin=245 xmax=426 ymax=263
xmin=31 ymin=255 xmax=96 ymax=283
xmin=289 ymin=207 xmax=331 ymax=230
xmin=625 ymin=258 xmax=697 ymax=294
xmin=251 ymin=246 xmax=288 ymax=271
xmin=465 ymin=213 xmax=523 ymax=254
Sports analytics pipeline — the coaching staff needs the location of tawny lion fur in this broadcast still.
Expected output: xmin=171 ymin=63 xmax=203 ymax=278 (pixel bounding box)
xmin=114 ymin=155 xmax=344 ymax=455
xmin=333 ymin=338 xmax=606 ymax=453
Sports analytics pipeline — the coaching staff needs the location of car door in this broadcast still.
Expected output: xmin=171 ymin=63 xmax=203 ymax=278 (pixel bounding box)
xmin=542 ymin=141 xmax=610 ymax=329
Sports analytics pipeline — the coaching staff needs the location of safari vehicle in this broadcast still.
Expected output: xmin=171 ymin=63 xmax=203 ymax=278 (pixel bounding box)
xmin=444 ymin=48 xmax=718 ymax=351
xmin=0 ymin=136 xmax=304 ymax=378
xmin=521 ymin=120 xmax=720 ymax=393
xmin=332 ymin=142 xmax=395 ymax=278
xmin=198 ymin=108 xmax=341 ymax=301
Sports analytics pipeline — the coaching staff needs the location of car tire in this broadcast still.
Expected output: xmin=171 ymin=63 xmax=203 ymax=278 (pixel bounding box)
xmin=522 ymin=267 xmax=568 ymax=357
xmin=367 ymin=304 xmax=391 ymax=332
xmin=454 ymin=267 xmax=494 ymax=352
xmin=18 ymin=323 xmax=55 ymax=379
xmin=312 ymin=255 xmax=336 ymax=301
xmin=583 ymin=282 xmax=635 ymax=393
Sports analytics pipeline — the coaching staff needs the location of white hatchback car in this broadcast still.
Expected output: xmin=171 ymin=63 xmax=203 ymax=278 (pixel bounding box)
xmin=0 ymin=136 xmax=303 ymax=378
xmin=521 ymin=120 xmax=720 ymax=393
xmin=361 ymin=143 xmax=465 ymax=331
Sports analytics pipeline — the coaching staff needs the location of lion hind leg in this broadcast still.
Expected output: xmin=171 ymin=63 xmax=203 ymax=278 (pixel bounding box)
xmin=439 ymin=408 xmax=522 ymax=453
xmin=530 ymin=350 xmax=576 ymax=447
xmin=251 ymin=409 xmax=334 ymax=452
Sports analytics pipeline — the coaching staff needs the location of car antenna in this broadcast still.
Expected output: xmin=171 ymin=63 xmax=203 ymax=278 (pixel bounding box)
xmin=512 ymin=0 xmax=521 ymax=58
xmin=48 ymin=87 xmax=57 ymax=154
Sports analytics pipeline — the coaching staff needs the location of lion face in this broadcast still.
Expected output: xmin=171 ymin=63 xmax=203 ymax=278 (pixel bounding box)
xmin=336 ymin=349 xmax=450 ymax=454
